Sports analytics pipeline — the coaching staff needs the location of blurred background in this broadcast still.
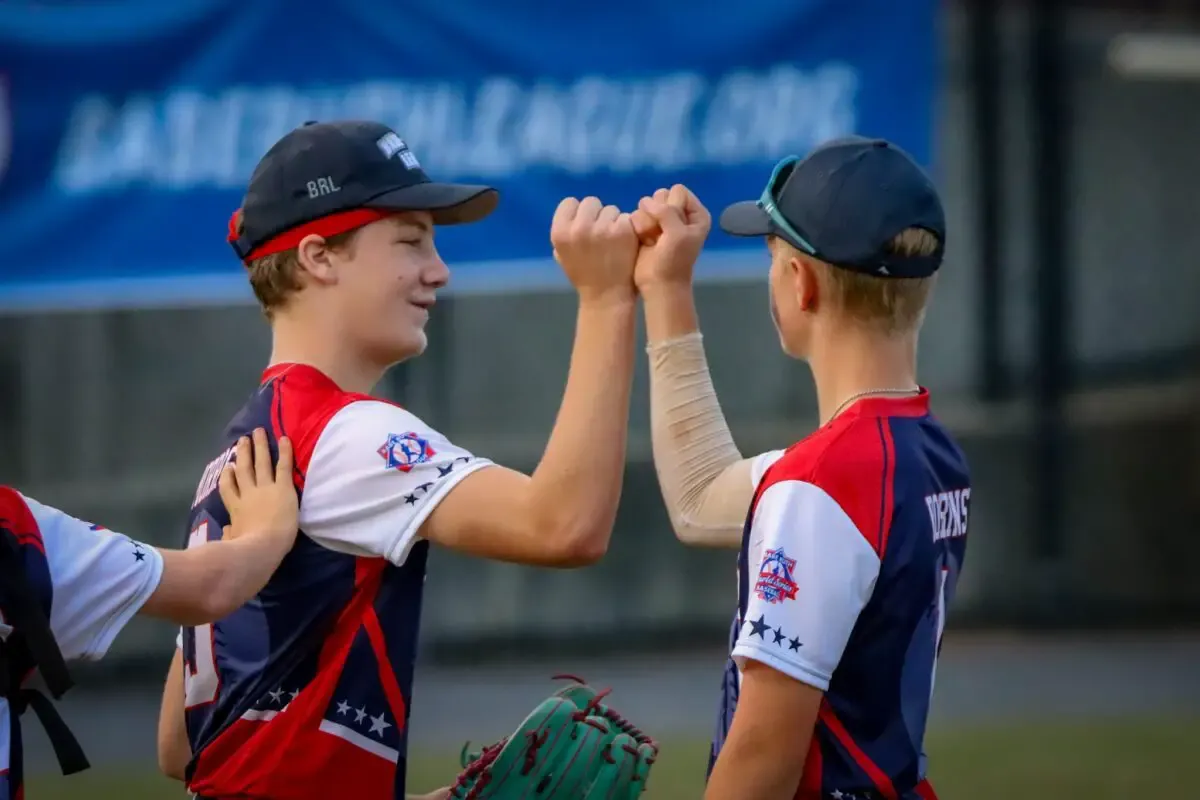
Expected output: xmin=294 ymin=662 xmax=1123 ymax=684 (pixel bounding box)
xmin=2 ymin=0 xmax=1198 ymax=797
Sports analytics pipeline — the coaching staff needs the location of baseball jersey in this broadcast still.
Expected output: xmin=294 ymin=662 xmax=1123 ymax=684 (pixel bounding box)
xmin=180 ymin=363 xmax=493 ymax=800
xmin=0 ymin=488 xmax=164 ymax=800
xmin=711 ymin=390 xmax=968 ymax=800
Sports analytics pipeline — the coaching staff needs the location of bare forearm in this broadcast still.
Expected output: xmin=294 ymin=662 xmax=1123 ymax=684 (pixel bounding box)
xmin=157 ymin=650 xmax=189 ymax=780
xmin=641 ymin=282 xmax=700 ymax=343
xmin=147 ymin=533 xmax=291 ymax=625
xmin=528 ymin=299 xmax=637 ymax=557
xmin=205 ymin=534 xmax=292 ymax=614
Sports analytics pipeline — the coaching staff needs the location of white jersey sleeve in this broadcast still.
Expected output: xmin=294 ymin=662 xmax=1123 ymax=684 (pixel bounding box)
xmin=299 ymin=400 xmax=495 ymax=565
xmin=20 ymin=494 xmax=165 ymax=662
xmin=732 ymin=480 xmax=880 ymax=691
xmin=749 ymin=450 xmax=786 ymax=488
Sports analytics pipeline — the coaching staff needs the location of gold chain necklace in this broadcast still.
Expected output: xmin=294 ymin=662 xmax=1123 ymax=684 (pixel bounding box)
xmin=829 ymin=387 xmax=921 ymax=421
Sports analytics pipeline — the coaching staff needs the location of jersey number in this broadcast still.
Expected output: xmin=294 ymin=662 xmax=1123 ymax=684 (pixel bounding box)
xmin=929 ymin=559 xmax=951 ymax=701
xmin=183 ymin=521 xmax=219 ymax=708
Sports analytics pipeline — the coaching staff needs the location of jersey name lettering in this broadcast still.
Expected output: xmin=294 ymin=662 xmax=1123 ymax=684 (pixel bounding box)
xmin=192 ymin=444 xmax=236 ymax=508
xmin=926 ymin=487 xmax=970 ymax=542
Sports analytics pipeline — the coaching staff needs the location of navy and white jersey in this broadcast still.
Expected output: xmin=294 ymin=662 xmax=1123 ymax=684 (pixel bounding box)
xmin=179 ymin=363 xmax=493 ymax=800
xmin=711 ymin=390 xmax=969 ymax=800
xmin=0 ymin=488 xmax=163 ymax=800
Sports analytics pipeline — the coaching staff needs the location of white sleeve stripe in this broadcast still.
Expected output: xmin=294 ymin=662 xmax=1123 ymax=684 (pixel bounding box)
xmin=299 ymin=400 xmax=492 ymax=566
xmin=20 ymin=492 xmax=166 ymax=663
xmin=732 ymin=641 xmax=831 ymax=692
xmin=750 ymin=450 xmax=786 ymax=489
xmin=81 ymin=546 xmax=163 ymax=660
xmin=736 ymin=480 xmax=880 ymax=686
xmin=385 ymin=459 xmax=496 ymax=564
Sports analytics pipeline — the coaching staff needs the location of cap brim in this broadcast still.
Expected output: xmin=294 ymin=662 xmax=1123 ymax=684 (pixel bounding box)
xmin=719 ymin=201 xmax=773 ymax=238
xmin=368 ymin=182 xmax=499 ymax=225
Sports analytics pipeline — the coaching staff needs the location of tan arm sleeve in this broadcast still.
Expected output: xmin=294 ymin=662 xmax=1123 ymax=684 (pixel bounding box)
xmin=647 ymin=333 xmax=766 ymax=548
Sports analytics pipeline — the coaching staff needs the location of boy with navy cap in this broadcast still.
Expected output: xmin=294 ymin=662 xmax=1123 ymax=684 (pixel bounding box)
xmin=158 ymin=119 xmax=644 ymax=799
xmin=630 ymin=136 xmax=969 ymax=800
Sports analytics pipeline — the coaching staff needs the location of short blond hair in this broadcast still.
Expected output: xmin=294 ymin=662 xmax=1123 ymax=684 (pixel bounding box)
xmin=819 ymin=227 xmax=940 ymax=334
xmin=233 ymin=209 xmax=359 ymax=319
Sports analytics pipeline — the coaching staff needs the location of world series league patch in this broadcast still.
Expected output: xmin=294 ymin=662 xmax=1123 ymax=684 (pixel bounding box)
xmin=377 ymin=431 xmax=437 ymax=473
xmin=753 ymin=547 xmax=799 ymax=604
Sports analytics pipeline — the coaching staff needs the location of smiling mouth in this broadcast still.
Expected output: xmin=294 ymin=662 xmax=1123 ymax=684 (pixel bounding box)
xmin=410 ymin=300 xmax=435 ymax=311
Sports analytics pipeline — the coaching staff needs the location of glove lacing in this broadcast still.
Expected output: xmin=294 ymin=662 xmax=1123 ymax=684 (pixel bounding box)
xmin=448 ymin=674 xmax=658 ymax=798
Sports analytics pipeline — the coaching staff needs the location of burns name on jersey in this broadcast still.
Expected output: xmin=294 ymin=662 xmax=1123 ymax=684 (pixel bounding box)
xmin=926 ymin=488 xmax=970 ymax=543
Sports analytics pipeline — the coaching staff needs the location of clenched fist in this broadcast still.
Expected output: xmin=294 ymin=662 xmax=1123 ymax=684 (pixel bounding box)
xmin=550 ymin=196 xmax=639 ymax=305
xmin=629 ymin=184 xmax=712 ymax=291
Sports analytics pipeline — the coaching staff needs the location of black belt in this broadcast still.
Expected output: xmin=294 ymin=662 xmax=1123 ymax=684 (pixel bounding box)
xmin=0 ymin=528 xmax=90 ymax=775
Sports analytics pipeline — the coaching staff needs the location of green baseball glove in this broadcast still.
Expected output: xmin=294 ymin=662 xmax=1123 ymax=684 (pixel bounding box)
xmin=448 ymin=674 xmax=658 ymax=799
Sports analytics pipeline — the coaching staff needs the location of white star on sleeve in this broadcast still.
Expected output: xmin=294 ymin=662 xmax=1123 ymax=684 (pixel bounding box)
xmin=336 ymin=700 xmax=350 ymax=716
xmin=368 ymin=711 xmax=392 ymax=737
xmin=268 ymin=688 xmax=283 ymax=703
xmin=354 ymin=706 xmax=368 ymax=724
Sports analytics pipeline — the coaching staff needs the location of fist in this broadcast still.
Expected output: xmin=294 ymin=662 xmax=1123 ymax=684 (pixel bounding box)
xmin=629 ymin=184 xmax=712 ymax=291
xmin=550 ymin=196 xmax=639 ymax=304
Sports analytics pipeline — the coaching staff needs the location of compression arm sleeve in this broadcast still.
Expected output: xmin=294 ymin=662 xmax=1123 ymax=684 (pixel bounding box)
xmin=646 ymin=333 xmax=760 ymax=547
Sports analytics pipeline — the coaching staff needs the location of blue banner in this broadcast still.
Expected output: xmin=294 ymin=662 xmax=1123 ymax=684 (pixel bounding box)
xmin=0 ymin=0 xmax=939 ymax=311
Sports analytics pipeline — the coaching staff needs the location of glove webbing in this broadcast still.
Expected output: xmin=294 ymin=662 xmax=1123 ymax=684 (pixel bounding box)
xmin=451 ymin=674 xmax=658 ymax=800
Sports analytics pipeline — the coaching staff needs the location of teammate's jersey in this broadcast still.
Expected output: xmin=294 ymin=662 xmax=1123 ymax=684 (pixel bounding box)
xmin=180 ymin=363 xmax=492 ymax=800
xmin=711 ymin=391 xmax=968 ymax=800
xmin=0 ymin=488 xmax=164 ymax=800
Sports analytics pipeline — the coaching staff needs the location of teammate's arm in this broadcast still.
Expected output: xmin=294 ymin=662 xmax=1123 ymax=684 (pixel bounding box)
xmin=156 ymin=649 xmax=189 ymax=781
xmin=708 ymin=475 xmax=881 ymax=798
xmin=419 ymin=198 xmax=638 ymax=565
xmin=141 ymin=430 xmax=298 ymax=624
xmin=300 ymin=198 xmax=640 ymax=568
xmin=630 ymin=186 xmax=771 ymax=548
xmin=8 ymin=429 xmax=296 ymax=666
xmin=419 ymin=308 xmax=634 ymax=565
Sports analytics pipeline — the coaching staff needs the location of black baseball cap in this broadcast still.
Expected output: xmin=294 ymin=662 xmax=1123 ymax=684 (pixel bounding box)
xmin=719 ymin=136 xmax=945 ymax=278
xmin=228 ymin=120 xmax=498 ymax=262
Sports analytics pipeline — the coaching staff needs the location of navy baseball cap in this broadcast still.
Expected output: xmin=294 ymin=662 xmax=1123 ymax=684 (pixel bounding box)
xmin=228 ymin=120 xmax=498 ymax=263
xmin=719 ymin=136 xmax=945 ymax=278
